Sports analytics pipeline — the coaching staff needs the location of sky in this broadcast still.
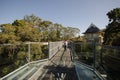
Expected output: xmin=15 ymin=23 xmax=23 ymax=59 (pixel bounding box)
xmin=0 ymin=0 xmax=120 ymax=35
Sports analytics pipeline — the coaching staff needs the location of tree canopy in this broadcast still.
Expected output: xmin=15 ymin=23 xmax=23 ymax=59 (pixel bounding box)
xmin=103 ymin=8 xmax=120 ymax=46
xmin=0 ymin=14 xmax=80 ymax=77
xmin=0 ymin=14 xmax=80 ymax=43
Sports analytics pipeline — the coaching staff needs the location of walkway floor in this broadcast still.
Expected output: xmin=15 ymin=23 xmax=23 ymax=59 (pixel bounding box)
xmin=38 ymin=48 xmax=78 ymax=80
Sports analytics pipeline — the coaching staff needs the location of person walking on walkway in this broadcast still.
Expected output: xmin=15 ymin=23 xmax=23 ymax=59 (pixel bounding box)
xmin=63 ymin=41 xmax=68 ymax=51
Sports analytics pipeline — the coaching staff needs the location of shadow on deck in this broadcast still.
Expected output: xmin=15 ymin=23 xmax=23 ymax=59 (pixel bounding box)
xmin=39 ymin=48 xmax=78 ymax=80
xmin=42 ymin=64 xmax=78 ymax=80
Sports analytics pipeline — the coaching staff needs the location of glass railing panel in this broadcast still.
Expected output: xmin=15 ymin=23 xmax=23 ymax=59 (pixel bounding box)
xmin=74 ymin=42 xmax=94 ymax=67
xmin=73 ymin=41 xmax=120 ymax=80
xmin=0 ymin=44 xmax=28 ymax=77
xmin=0 ymin=42 xmax=49 ymax=78
xmin=101 ymin=45 xmax=120 ymax=80
xmin=74 ymin=61 xmax=105 ymax=80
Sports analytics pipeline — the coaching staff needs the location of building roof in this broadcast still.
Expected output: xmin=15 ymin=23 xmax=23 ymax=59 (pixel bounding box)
xmin=83 ymin=23 xmax=100 ymax=34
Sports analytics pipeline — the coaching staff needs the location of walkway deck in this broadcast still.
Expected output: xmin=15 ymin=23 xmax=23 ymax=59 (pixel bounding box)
xmin=38 ymin=48 xmax=78 ymax=80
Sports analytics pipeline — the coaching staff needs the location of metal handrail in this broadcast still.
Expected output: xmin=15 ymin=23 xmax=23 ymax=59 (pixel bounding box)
xmin=0 ymin=41 xmax=63 ymax=80
xmin=74 ymin=61 xmax=105 ymax=80
xmin=0 ymin=59 xmax=48 ymax=80
xmin=69 ymin=42 xmax=106 ymax=80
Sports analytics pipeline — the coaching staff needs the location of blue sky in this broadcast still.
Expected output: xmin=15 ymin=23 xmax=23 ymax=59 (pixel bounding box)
xmin=0 ymin=0 xmax=120 ymax=34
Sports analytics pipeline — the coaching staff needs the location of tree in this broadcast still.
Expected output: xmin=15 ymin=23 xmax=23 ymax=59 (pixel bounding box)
xmin=103 ymin=8 xmax=120 ymax=46
xmin=13 ymin=20 xmax=41 ymax=42
xmin=24 ymin=14 xmax=42 ymax=26
xmin=107 ymin=8 xmax=120 ymax=23
xmin=61 ymin=27 xmax=80 ymax=40
xmin=12 ymin=20 xmax=27 ymax=27
xmin=39 ymin=20 xmax=53 ymax=41
xmin=0 ymin=24 xmax=19 ymax=43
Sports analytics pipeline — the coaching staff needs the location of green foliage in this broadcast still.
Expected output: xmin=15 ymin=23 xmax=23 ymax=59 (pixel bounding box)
xmin=81 ymin=43 xmax=93 ymax=52
xmin=107 ymin=8 xmax=120 ymax=22
xmin=103 ymin=8 xmax=120 ymax=79
xmin=41 ymin=45 xmax=48 ymax=58
xmin=0 ymin=43 xmax=48 ymax=77
xmin=16 ymin=24 xmax=40 ymax=42
xmin=104 ymin=8 xmax=120 ymax=46
xmin=17 ymin=51 xmax=27 ymax=59
xmin=74 ymin=42 xmax=94 ymax=65
xmin=12 ymin=20 xmax=27 ymax=27
xmin=0 ymin=19 xmax=41 ymax=43
xmin=0 ymin=14 xmax=80 ymax=77
xmin=0 ymin=24 xmax=19 ymax=43
xmin=24 ymin=14 xmax=42 ymax=26
xmin=1 ymin=66 xmax=12 ymax=76
xmin=0 ymin=14 xmax=80 ymax=42
xmin=30 ymin=44 xmax=44 ymax=61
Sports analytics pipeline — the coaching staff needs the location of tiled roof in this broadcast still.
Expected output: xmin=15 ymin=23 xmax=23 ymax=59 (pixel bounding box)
xmin=84 ymin=23 xmax=100 ymax=34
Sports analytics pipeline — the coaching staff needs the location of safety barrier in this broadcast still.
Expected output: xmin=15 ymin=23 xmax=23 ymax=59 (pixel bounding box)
xmin=0 ymin=59 xmax=48 ymax=80
xmin=69 ymin=42 xmax=106 ymax=80
xmin=74 ymin=61 xmax=105 ymax=80
xmin=0 ymin=41 xmax=63 ymax=80
xmin=49 ymin=41 xmax=63 ymax=59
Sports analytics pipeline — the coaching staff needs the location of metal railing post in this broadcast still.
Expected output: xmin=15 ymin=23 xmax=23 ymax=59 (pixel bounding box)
xmin=93 ymin=40 xmax=96 ymax=70
xmin=28 ymin=42 xmax=30 ymax=63
xmin=48 ymin=42 xmax=50 ymax=59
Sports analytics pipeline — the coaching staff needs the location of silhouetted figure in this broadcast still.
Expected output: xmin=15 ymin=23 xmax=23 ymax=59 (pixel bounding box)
xmin=63 ymin=41 xmax=67 ymax=51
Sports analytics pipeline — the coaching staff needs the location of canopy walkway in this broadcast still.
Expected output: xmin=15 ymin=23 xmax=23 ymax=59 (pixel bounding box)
xmin=0 ymin=41 xmax=107 ymax=80
xmin=39 ymin=48 xmax=78 ymax=80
